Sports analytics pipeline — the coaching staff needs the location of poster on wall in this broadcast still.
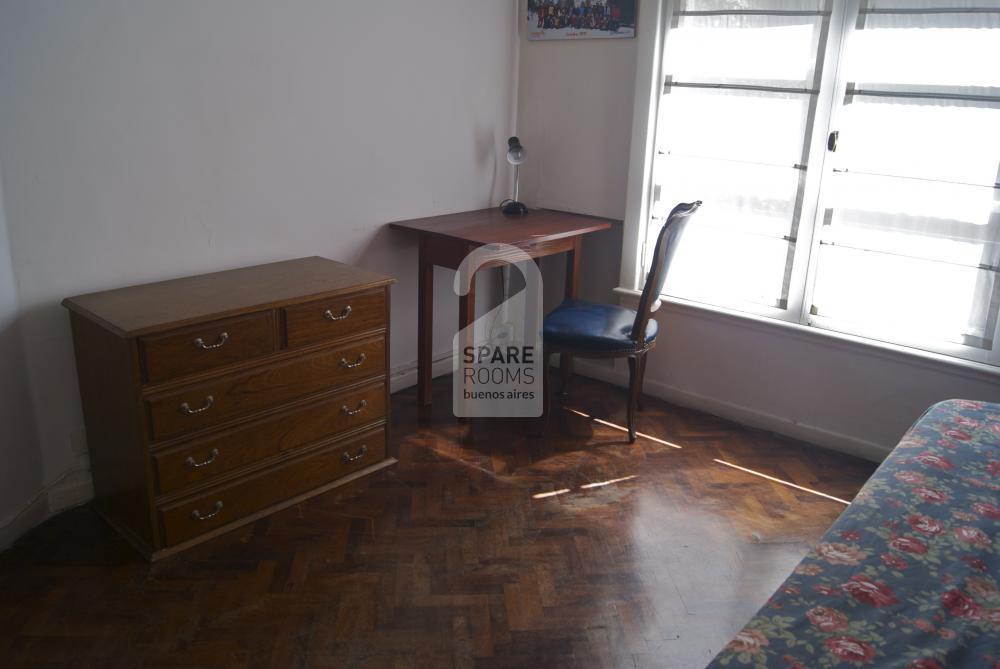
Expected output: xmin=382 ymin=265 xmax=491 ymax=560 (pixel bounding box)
xmin=527 ymin=1 xmax=636 ymax=41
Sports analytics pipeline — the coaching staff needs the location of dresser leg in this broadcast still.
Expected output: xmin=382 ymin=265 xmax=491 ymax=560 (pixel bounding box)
xmin=418 ymin=241 xmax=434 ymax=410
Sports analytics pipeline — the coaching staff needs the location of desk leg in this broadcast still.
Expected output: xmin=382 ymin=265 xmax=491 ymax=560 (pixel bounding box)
xmin=561 ymin=237 xmax=582 ymax=392
xmin=459 ymin=267 xmax=476 ymax=344
xmin=565 ymin=236 xmax=581 ymax=300
xmin=456 ymin=265 xmax=477 ymax=421
xmin=418 ymin=239 xmax=433 ymax=409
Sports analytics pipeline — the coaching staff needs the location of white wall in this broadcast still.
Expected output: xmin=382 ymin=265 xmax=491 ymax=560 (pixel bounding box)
xmin=515 ymin=0 xmax=1000 ymax=460
xmin=579 ymin=304 xmax=1000 ymax=460
xmin=515 ymin=0 xmax=637 ymax=311
xmin=0 ymin=0 xmax=519 ymax=543
xmin=516 ymin=5 xmax=637 ymax=221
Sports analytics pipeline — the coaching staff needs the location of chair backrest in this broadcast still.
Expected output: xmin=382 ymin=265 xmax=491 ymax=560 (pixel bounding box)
xmin=630 ymin=200 xmax=701 ymax=346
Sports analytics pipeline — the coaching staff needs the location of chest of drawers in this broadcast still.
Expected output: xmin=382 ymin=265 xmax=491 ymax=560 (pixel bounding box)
xmin=63 ymin=256 xmax=394 ymax=560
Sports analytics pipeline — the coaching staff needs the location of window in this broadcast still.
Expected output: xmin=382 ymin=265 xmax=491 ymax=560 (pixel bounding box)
xmin=637 ymin=0 xmax=1000 ymax=366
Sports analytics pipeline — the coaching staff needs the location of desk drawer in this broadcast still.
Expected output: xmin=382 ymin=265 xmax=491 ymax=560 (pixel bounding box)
xmin=283 ymin=289 xmax=386 ymax=348
xmin=153 ymin=382 xmax=386 ymax=495
xmin=146 ymin=337 xmax=385 ymax=441
xmin=158 ymin=427 xmax=386 ymax=546
xmin=141 ymin=311 xmax=276 ymax=384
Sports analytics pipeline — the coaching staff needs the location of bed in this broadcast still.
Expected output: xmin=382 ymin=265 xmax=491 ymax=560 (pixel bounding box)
xmin=706 ymin=399 xmax=1000 ymax=669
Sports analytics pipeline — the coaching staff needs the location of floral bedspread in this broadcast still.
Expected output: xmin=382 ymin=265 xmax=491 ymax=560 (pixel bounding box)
xmin=707 ymin=400 xmax=1000 ymax=669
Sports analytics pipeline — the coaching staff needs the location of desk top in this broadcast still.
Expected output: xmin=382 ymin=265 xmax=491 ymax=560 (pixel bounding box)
xmin=388 ymin=208 xmax=613 ymax=246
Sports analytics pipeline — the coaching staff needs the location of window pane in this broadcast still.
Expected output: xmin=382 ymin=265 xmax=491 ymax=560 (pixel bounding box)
xmin=807 ymin=2 xmax=1000 ymax=360
xmin=650 ymin=0 xmax=831 ymax=318
xmin=822 ymin=172 xmax=1000 ymax=267
xmin=846 ymin=25 xmax=1000 ymax=88
xmin=664 ymin=14 xmax=824 ymax=86
xmin=811 ymin=243 xmax=996 ymax=346
xmin=658 ymin=87 xmax=811 ymax=166
xmin=653 ymin=154 xmax=802 ymax=239
xmin=850 ymin=1 xmax=1000 ymax=84
xmin=658 ymin=225 xmax=794 ymax=310
xmin=835 ymin=99 xmax=1000 ymax=186
xmin=865 ymin=0 xmax=1000 ymax=9
xmin=679 ymin=0 xmax=826 ymax=10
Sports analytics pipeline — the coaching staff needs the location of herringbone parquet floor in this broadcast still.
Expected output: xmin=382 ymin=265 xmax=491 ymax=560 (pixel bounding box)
xmin=0 ymin=375 xmax=877 ymax=669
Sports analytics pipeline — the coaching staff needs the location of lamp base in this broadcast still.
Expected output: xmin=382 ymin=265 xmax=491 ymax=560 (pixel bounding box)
xmin=501 ymin=201 xmax=529 ymax=217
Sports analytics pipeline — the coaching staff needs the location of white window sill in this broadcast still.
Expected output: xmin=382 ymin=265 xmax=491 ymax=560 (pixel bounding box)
xmin=613 ymin=286 xmax=1000 ymax=384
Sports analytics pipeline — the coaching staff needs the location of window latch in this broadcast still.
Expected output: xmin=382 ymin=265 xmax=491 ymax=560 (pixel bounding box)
xmin=827 ymin=131 xmax=839 ymax=152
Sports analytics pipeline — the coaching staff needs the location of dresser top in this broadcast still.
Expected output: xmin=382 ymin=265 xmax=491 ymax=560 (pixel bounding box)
xmin=63 ymin=256 xmax=394 ymax=337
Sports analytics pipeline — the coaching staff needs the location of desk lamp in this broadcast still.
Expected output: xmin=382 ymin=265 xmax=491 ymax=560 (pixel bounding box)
xmin=501 ymin=137 xmax=529 ymax=217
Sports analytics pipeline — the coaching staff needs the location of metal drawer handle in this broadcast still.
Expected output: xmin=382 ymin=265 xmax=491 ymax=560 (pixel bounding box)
xmin=191 ymin=500 xmax=223 ymax=521
xmin=341 ymin=399 xmax=368 ymax=416
xmin=179 ymin=395 xmax=214 ymax=415
xmin=184 ymin=448 xmax=220 ymax=469
xmin=324 ymin=305 xmax=352 ymax=321
xmin=194 ymin=332 xmax=229 ymax=350
xmin=339 ymin=353 xmax=366 ymax=369
xmin=341 ymin=444 xmax=368 ymax=463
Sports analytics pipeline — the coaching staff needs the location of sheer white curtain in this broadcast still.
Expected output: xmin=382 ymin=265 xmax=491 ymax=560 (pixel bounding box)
xmin=650 ymin=0 xmax=831 ymax=314
xmin=809 ymin=0 xmax=1000 ymax=354
xmin=644 ymin=0 xmax=1000 ymax=364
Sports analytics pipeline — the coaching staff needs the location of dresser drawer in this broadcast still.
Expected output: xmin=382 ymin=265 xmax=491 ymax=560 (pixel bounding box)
xmin=283 ymin=289 xmax=386 ymax=348
xmin=154 ymin=382 xmax=386 ymax=494
xmin=141 ymin=311 xmax=276 ymax=384
xmin=146 ymin=337 xmax=386 ymax=441
xmin=158 ymin=427 xmax=386 ymax=546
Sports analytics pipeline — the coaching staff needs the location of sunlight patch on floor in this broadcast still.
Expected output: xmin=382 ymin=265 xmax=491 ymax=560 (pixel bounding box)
xmin=580 ymin=475 xmax=638 ymax=490
xmin=563 ymin=408 xmax=684 ymax=449
xmin=713 ymin=458 xmax=851 ymax=505
xmin=532 ymin=476 xmax=639 ymax=499
xmin=532 ymin=488 xmax=572 ymax=499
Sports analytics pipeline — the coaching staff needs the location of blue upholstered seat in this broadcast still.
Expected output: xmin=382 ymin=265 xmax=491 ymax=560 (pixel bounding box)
xmin=543 ymin=299 xmax=658 ymax=352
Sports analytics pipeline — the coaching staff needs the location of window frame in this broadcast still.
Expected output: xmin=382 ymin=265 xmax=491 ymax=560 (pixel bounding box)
xmin=620 ymin=0 xmax=1000 ymax=370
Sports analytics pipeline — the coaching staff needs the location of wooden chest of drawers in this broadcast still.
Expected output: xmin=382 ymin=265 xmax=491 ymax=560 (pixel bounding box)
xmin=63 ymin=257 xmax=394 ymax=560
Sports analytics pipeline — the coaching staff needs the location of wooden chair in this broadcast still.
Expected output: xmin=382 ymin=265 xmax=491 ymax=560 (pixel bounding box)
xmin=542 ymin=201 xmax=702 ymax=442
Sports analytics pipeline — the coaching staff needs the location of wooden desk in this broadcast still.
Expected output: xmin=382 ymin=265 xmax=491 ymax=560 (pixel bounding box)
xmin=389 ymin=208 xmax=612 ymax=409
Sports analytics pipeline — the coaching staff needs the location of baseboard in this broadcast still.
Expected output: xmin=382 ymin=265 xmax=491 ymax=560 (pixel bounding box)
xmin=389 ymin=352 xmax=453 ymax=393
xmin=0 ymin=465 xmax=94 ymax=552
xmin=572 ymin=358 xmax=892 ymax=463
xmin=0 ymin=492 xmax=49 ymax=552
xmin=47 ymin=470 xmax=94 ymax=513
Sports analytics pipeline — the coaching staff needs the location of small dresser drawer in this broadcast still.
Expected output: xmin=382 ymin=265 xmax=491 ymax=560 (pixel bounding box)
xmin=141 ymin=311 xmax=276 ymax=384
xmin=284 ymin=289 xmax=386 ymax=348
xmin=158 ymin=427 xmax=386 ymax=546
xmin=146 ymin=337 xmax=386 ymax=441
xmin=154 ymin=382 xmax=386 ymax=494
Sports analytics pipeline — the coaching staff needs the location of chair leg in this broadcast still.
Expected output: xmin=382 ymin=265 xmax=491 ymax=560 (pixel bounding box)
xmin=626 ymin=355 xmax=639 ymax=443
xmin=544 ymin=352 xmax=552 ymax=420
xmin=534 ymin=351 xmax=555 ymax=437
xmin=636 ymin=353 xmax=648 ymax=411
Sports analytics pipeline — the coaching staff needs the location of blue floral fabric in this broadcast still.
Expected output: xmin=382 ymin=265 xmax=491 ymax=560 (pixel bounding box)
xmin=707 ymin=400 xmax=1000 ymax=669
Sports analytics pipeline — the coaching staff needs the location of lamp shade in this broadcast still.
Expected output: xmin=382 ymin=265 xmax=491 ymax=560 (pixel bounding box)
xmin=506 ymin=137 xmax=526 ymax=165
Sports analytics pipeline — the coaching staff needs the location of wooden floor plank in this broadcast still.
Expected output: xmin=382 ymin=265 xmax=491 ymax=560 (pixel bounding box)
xmin=0 ymin=374 xmax=876 ymax=668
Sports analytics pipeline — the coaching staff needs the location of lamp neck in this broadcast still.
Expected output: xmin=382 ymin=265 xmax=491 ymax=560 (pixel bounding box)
xmin=513 ymin=164 xmax=520 ymax=202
